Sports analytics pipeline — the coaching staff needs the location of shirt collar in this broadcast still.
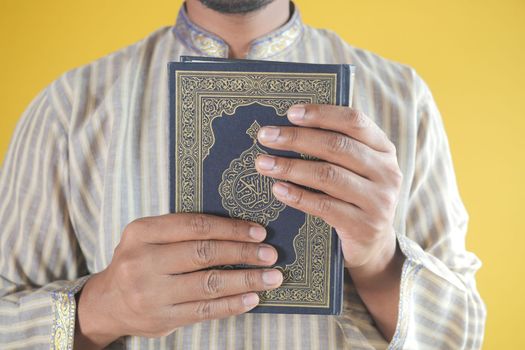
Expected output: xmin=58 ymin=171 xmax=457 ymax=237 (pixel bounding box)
xmin=172 ymin=2 xmax=304 ymax=59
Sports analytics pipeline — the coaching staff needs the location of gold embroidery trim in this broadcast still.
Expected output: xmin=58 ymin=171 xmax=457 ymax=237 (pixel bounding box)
xmin=50 ymin=277 xmax=88 ymax=350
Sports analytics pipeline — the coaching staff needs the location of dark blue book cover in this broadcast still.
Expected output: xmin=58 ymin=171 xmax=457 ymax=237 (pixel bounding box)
xmin=169 ymin=57 xmax=354 ymax=315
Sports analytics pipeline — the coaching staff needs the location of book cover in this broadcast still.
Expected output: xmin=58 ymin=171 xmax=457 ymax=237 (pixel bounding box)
xmin=168 ymin=57 xmax=354 ymax=315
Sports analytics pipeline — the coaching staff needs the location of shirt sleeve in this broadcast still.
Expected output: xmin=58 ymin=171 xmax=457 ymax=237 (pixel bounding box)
xmin=0 ymin=81 xmax=89 ymax=350
xmin=390 ymin=77 xmax=486 ymax=349
xmin=336 ymin=75 xmax=486 ymax=349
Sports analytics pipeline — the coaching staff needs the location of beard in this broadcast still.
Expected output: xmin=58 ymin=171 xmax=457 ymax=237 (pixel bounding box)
xmin=198 ymin=0 xmax=275 ymax=14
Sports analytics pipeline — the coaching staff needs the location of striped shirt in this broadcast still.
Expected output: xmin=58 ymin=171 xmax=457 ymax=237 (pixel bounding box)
xmin=0 ymin=3 xmax=486 ymax=349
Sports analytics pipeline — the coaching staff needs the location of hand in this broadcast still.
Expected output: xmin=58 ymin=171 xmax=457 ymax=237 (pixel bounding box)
xmin=75 ymin=214 xmax=283 ymax=349
xmin=255 ymin=104 xmax=404 ymax=340
xmin=255 ymin=104 xmax=402 ymax=271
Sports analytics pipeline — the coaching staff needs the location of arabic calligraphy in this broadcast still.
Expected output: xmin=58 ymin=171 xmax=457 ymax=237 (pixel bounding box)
xmin=219 ymin=121 xmax=286 ymax=225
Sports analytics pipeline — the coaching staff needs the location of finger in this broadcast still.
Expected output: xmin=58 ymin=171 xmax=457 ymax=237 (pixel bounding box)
xmin=161 ymin=268 xmax=283 ymax=304
xmin=168 ymin=292 xmax=260 ymax=327
xmin=153 ymin=240 xmax=278 ymax=274
xmin=255 ymin=155 xmax=371 ymax=209
xmin=285 ymin=104 xmax=395 ymax=153
xmin=126 ymin=213 xmax=267 ymax=245
xmin=257 ymin=125 xmax=382 ymax=179
xmin=271 ymin=181 xmax=364 ymax=235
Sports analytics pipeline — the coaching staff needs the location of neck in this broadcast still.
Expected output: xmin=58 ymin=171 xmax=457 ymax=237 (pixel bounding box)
xmin=185 ymin=0 xmax=291 ymax=58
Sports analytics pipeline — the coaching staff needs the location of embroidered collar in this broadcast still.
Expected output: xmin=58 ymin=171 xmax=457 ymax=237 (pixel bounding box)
xmin=172 ymin=2 xmax=304 ymax=59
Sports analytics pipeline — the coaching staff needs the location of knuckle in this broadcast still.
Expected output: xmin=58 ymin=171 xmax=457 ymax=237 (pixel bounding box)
xmin=316 ymin=104 xmax=329 ymax=115
xmin=201 ymin=270 xmax=223 ymax=297
xmin=239 ymin=243 xmax=252 ymax=262
xmin=381 ymin=190 xmax=396 ymax=207
xmin=195 ymin=301 xmax=213 ymax=320
xmin=381 ymin=161 xmax=403 ymax=187
xmin=287 ymin=127 xmax=300 ymax=144
xmin=190 ymin=214 xmax=212 ymax=236
xmin=288 ymin=187 xmax=304 ymax=206
xmin=165 ymin=308 xmax=182 ymax=331
xmin=193 ymin=240 xmax=217 ymax=266
xmin=231 ymin=219 xmax=241 ymax=238
xmin=315 ymin=197 xmax=333 ymax=215
xmin=277 ymin=158 xmax=294 ymax=176
xmin=225 ymin=298 xmax=239 ymax=315
xmin=391 ymin=167 xmax=403 ymax=187
xmin=387 ymin=140 xmax=397 ymax=154
xmin=346 ymin=109 xmax=370 ymax=129
xmin=374 ymin=190 xmax=397 ymax=214
xmin=122 ymin=218 xmax=148 ymax=242
xmin=312 ymin=104 xmax=328 ymax=120
xmin=327 ymin=133 xmax=352 ymax=154
xmin=364 ymin=216 xmax=385 ymax=234
xmin=112 ymin=242 xmax=125 ymax=258
xmin=242 ymin=270 xmax=260 ymax=290
xmin=315 ymin=163 xmax=339 ymax=185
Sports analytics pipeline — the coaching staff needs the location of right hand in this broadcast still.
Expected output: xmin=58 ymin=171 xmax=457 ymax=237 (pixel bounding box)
xmin=74 ymin=213 xmax=283 ymax=349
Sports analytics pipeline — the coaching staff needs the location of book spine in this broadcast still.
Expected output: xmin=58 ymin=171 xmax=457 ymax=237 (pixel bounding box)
xmin=330 ymin=64 xmax=352 ymax=315
xmin=168 ymin=63 xmax=177 ymax=214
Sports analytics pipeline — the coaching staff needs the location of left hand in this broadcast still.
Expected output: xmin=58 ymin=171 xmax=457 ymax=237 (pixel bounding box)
xmin=255 ymin=104 xmax=403 ymax=275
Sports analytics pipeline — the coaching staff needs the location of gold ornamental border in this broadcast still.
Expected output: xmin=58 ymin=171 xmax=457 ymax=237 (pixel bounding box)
xmin=174 ymin=70 xmax=337 ymax=308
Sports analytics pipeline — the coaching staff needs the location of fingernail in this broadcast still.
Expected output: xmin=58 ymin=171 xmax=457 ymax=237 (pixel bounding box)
xmin=249 ymin=226 xmax=266 ymax=241
xmin=242 ymin=293 xmax=259 ymax=307
xmin=272 ymin=182 xmax=289 ymax=197
xmin=288 ymin=105 xmax=305 ymax=122
xmin=258 ymin=126 xmax=280 ymax=142
xmin=262 ymin=269 xmax=283 ymax=286
xmin=256 ymin=155 xmax=275 ymax=170
xmin=258 ymin=245 xmax=276 ymax=262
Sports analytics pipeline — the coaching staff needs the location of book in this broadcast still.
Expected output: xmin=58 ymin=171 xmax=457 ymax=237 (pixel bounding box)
xmin=168 ymin=56 xmax=355 ymax=315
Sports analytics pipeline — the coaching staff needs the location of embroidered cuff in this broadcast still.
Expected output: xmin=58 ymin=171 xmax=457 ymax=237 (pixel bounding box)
xmin=50 ymin=276 xmax=90 ymax=350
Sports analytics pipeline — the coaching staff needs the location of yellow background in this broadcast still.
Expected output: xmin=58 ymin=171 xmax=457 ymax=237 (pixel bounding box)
xmin=1 ymin=0 xmax=523 ymax=348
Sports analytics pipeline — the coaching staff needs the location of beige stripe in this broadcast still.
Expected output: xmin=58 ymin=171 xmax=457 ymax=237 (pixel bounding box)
xmin=175 ymin=326 xmax=184 ymax=349
xmin=244 ymin=313 xmax=253 ymax=350
xmin=148 ymin=337 xmax=155 ymax=349
xmin=276 ymin=314 xmax=285 ymax=350
xmin=0 ymin=315 xmax=52 ymax=333
xmin=309 ymin=315 xmax=319 ymax=350
xmin=226 ymin=316 xmax=236 ymax=350
xmin=2 ymin=335 xmax=50 ymax=349
xmin=92 ymin=52 xmax=112 ymax=271
xmin=0 ymin=93 xmax=49 ymax=277
xmin=414 ymin=300 xmax=466 ymax=345
xmin=327 ymin=316 xmax=336 ymax=350
xmin=48 ymin=80 xmax=69 ymax=130
xmin=191 ymin=322 xmax=202 ymax=349
xmin=159 ymin=333 xmax=167 ymax=350
xmin=5 ymin=105 xmax=52 ymax=281
xmin=209 ymin=319 xmax=218 ymax=350
xmin=292 ymin=314 xmax=301 ymax=350
xmin=157 ymin=33 xmax=173 ymax=213
xmin=109 ymin=50 xmax=128 ymax=265
xmin=414 ymin=320 xmax=463 ymax=349
xmin=260 ymin=313 xmax=269 ymax=350
xmin=416 ymin=272 xmax=470 ymax=322
xmin=140 ymin=49 xmax=154 ymax=220
xmin=44 ymin=132 xmax=73 ymax=280
xmin=0 ymin=297 xmax=50 ymax=316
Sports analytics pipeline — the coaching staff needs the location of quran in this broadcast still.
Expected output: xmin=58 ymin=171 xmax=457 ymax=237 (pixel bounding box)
xmin=168 ymin=56 xmax=355 ymax=315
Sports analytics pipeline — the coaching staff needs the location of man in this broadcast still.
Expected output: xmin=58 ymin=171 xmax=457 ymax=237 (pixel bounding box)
xmin=0 ymin=0 xmax=486 ymax=349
